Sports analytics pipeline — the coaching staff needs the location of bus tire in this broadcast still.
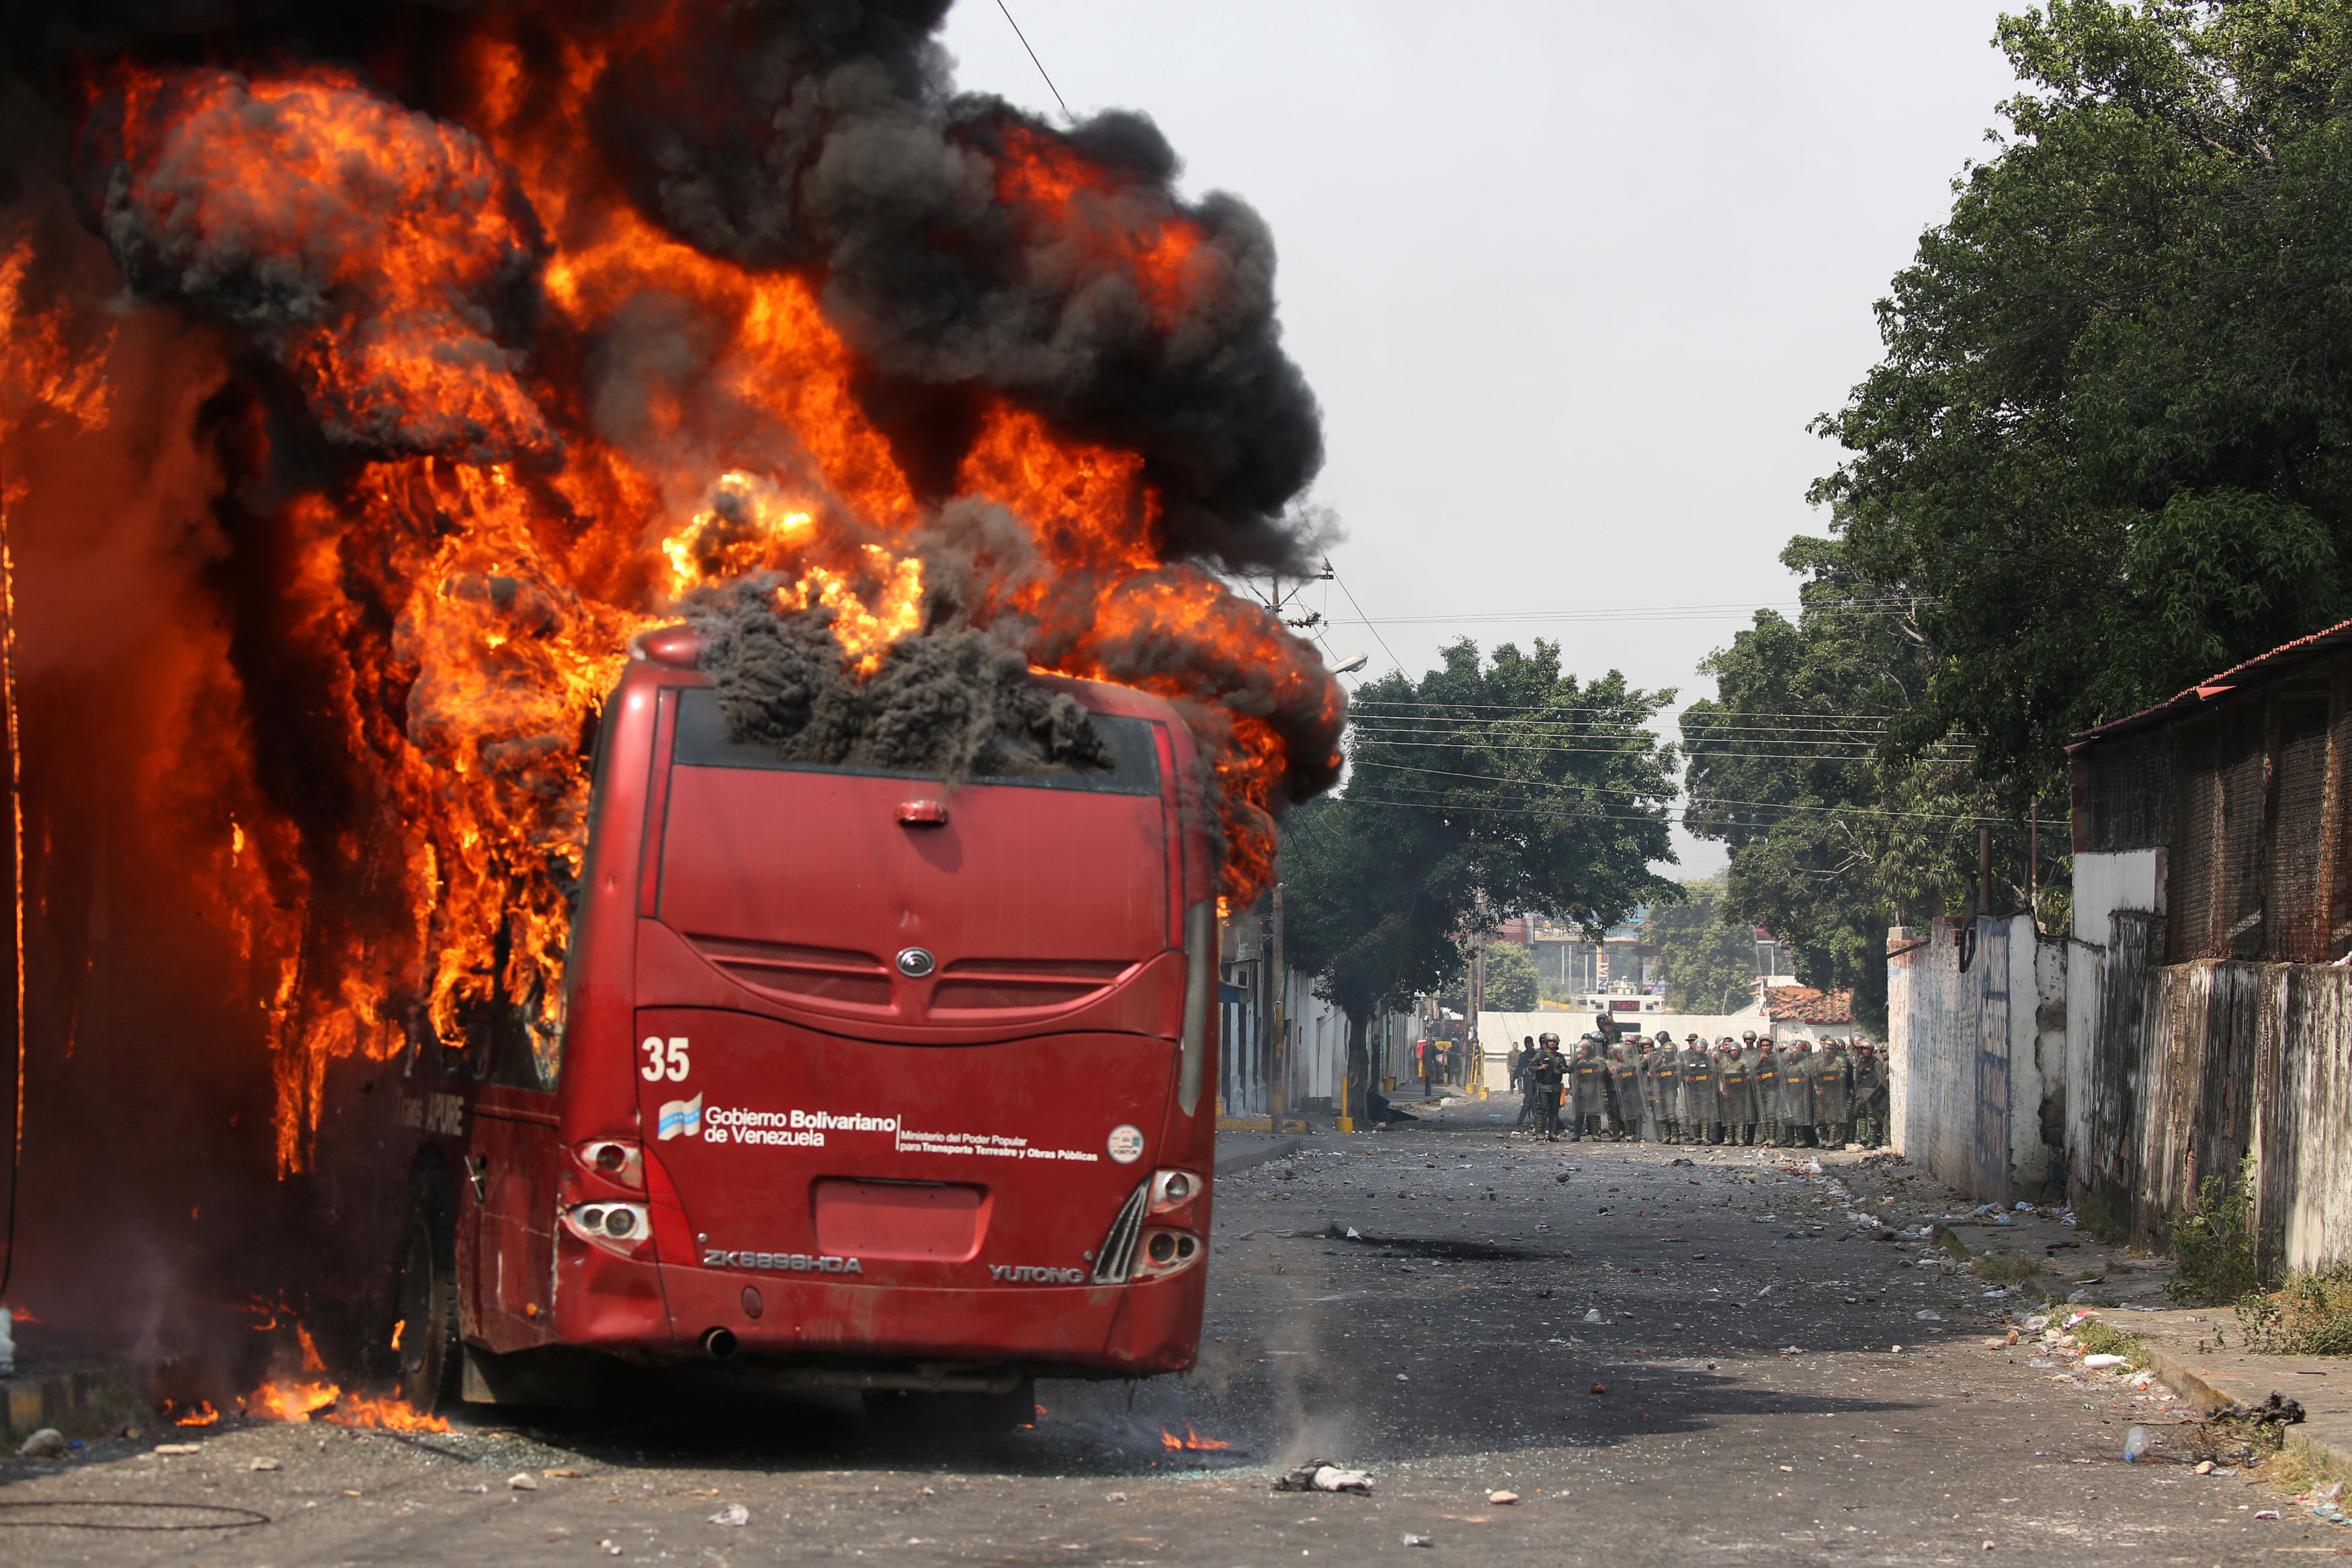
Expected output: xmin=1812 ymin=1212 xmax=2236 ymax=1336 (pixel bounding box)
xmin=395 ymin=1203 xmax=460 ymax=1413
xmin=862 ymin=1379 xmax=1035 ymax=1438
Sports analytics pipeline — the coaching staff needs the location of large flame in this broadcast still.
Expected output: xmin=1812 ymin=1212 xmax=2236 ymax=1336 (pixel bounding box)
xmin=1 ymin=9 xmax=1344 ymax=1190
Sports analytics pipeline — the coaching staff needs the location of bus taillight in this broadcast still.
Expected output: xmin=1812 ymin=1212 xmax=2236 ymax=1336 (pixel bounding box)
xmin=1131 ymin=1228 xmax=1201 ymax=1280
xmin=562 ymin=1203 xmax=653 ymax=1258
xmin=574 ymin=1139 xmax=644 ymax=1190
xmin=1146 ymin=1169 xmax=1203 ymax=1215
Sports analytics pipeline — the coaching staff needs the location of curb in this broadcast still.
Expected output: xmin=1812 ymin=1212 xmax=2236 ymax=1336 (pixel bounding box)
xmin=2143 ymin=1344 xmax=2352 ymax=1483
xmin=1214 ymin=1136 xmax=1302 ymax=1178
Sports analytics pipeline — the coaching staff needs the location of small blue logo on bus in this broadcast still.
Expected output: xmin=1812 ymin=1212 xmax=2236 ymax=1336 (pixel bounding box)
xmin=657 ymin=1094 xmax=704 ymax=1141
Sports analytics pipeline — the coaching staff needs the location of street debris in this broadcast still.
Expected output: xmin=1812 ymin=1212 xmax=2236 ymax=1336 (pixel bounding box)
xmin=2123 ymin=1426 xmax=2150 ymax=1462
xmin=1487 ymin=1489 xmax=1519 ymax=1504
xmin=1273 ymin=1460 xmax=1373 ymax=1493
xmin=507 ymin=1472 xmax=539 ymax=1490
xmin=249 ymin=1456 xmax=282 ymax=1471
xmin=1400 ymin=1534 xmax=1434 ymax=1548
xmin=14 ymin=1429 xmax=64 ymax=1458
xmin=153 ymin=1442 xmax=202 ymax=1456
xmin=709 ymin=1501 xmax=751 ymax=1526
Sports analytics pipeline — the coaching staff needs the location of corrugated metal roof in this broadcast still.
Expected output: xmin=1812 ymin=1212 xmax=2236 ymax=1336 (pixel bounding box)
xmin=2070 ymin=617 xmax=2352 ymax=750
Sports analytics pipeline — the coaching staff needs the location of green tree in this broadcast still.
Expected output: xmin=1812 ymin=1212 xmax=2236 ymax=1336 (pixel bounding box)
xmin=1816 ymin=0 xmax=2352 ymax=791
xmin=1680 ymin=537 xmax=2046 ymax=1035
xmin=1644 ymin=877 xmax=1759 ymax=1016
xmin=1437 ymin=939 xmax=1540 ymax=1014
xmin=1282 ymin=640 xmax=1680 ymax=1121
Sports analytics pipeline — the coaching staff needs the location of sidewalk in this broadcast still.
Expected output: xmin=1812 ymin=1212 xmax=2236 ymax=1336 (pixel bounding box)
xmin=2130 ymin=1306 xmax=2352 ymax=1481
xmin=1211 ymin=1131 xmax=1302 ymax=1177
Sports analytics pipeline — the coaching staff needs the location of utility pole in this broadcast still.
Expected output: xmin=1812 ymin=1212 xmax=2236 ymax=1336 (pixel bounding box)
xmin=1243 ymin=563 xmax=1329 ymax=1135
xmin=1978 ymin=825 xmax=1994 ymax=921
xmin=1268 ymin=877 xmax=1287 ymax=1131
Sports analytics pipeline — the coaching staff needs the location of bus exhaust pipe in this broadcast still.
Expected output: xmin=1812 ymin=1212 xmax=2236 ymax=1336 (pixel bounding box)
xmin=702 ymin=1327 xmax=739 ymax=1360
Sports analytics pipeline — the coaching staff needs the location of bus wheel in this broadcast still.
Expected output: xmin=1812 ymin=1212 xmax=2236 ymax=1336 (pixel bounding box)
xmin=395 ymin=1205 xmax=460 ymax=1413
xmin=862 ymin=1379 xmax=1035 ymax=1439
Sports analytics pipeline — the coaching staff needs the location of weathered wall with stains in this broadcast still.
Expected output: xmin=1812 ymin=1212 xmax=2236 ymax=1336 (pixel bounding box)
xmin=2079 ymin=957 xmax=2352 ymax=1274
xmin=1887 ymin=914 xmax=2067 ymax=1202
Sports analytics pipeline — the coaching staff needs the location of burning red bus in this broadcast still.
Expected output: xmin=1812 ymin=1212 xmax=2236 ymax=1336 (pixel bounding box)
xmin=388 ymin=625 xmax=1220 ymax=1422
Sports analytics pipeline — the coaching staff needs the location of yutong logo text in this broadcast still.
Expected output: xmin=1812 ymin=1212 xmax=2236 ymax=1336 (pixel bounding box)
xmin=989 ymin=1264 xmax=1087 ymax=1284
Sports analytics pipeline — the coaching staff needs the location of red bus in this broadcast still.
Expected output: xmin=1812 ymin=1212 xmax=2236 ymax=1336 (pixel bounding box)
xmin=387 ymin=625 xmax=1220 ymax=1425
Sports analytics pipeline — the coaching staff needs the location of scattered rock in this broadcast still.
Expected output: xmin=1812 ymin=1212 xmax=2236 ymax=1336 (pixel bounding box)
xmin=15 ymin=1429 xmax=64 ymax=1458
xmin=507 ymin=1472 xmax=539 ymax=1491
xmin=710 ymin=1501 xmax=751 ymax=1526
xmin=1401 ymin=1534 xmax=1435 ymax=1548
xmin=249 ymin=1457 xmax=282 ymax=1472
xmin=544 ymin=1468 xmax=583 ymax=1479
xmin=1487 ymin=1489 xmax=1519 ymax=1505
xmin=1589 ymin=1383 xmax=1609 ymax=1395
xmin=152 ymin=1442 xmax=201 ymax=1456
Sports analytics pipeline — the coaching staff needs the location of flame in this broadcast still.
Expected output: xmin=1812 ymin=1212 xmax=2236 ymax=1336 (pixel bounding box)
xmin=1159 ymin=1423 xmax=1231 ymax=1451
xmin=171 ymin=1401 xmax=220 ymax=1427
xmin=0 ymin=21 xmax=1344 ymax=1182
xmin=389 ymin=1318 xmax=405 ymax=1351
xmin=243 ymin=1379 xmax=452 ymax=1432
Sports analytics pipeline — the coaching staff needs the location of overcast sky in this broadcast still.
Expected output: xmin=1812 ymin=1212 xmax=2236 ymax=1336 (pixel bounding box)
xmin=939 ymin=1 xmax=2022 ymax=875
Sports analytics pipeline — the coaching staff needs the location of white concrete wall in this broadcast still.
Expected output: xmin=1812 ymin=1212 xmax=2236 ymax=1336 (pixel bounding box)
xmin=1888 ymin=914 xmax=2056 ymax=1200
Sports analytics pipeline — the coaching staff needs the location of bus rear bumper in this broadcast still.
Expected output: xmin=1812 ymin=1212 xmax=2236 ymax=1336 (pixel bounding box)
xmin=553 ymin=1255 xmax=1202 ymax=1376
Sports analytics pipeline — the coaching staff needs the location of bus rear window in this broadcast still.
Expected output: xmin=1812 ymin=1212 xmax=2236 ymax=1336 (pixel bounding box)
xmin=671 ymin=687 xmax=1163 ymax=795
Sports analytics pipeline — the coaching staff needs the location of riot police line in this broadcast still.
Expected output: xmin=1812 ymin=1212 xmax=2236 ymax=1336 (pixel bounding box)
xmin=1504 ymin=1022 xmax=1888 ymax=1148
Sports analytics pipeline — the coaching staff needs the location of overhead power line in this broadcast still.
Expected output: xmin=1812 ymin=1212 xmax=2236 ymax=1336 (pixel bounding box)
xmin=1346 ymin=760 xmax=2009 ymax=824
xmin=1329 ymin=599 xmax=1931 ymax=627
xmin=993 ymin=0 xmax=1074 ymax=122
xmin=1350 ymin=699 xmax=1919 ymax=719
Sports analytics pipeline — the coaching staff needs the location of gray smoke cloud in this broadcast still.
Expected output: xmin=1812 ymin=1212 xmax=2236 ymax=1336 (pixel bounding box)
xmin=584 ymin=0 xmax=1324 ymax=568
xmin=687 ymin=575 xmax=1113 ymax=783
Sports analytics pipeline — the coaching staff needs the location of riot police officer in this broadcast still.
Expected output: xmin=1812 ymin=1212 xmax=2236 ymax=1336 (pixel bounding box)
xmin=1649 ymin=1032 xmax=1681 ymax=1143
xmin=1679 ymin=1034 xmax=1716 ymax=1145
xmin=1716 ymin=1037 xmax=1757 ymax=1146
xmin=1527 ymin=1033 xmax=1568 ymax=1141
xmin=1608 ymin=1042 xmax=1643 ymax=1140
xmin=1812 ymin=1037 xmax=1854 ymax=1148
xmin=1854 ymin=1042 xmax=1889 ymax=1147
xmin=1779 ymin=1038 xmax=1815 ymax=1145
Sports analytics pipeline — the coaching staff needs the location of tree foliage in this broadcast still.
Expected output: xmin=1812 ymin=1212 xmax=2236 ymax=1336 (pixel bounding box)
xmin=1438 ymin=939 xmax=1540 ymax=1014
xmin=1281 ymin=639 xmax=1679 ymax=1118
xmin=1679 ymin=538 xmax=2048 ymax=1032
xmin=1643 ymin=876 xmax=1761 ymax=1016
xmin=1816 ymin=0 xmax=2352 ymax=784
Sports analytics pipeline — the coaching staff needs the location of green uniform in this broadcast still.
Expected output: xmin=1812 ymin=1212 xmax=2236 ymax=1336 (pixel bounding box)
xmin=1649 ymin=1049 xmax=1681 ymax=1143
xmin=1755 ymin=1047 xmax=1781 ymax=1145
xmin=1779 ymin=1045 xmax=1815 ymax=1145
xmin=1812 ymin=1045 xmax=1853 ymax=1147
xmin=1609 ymin=1050 xmax=1642 ymax=1140
xmin=1853 ymin=1047 xmax=1888 ymax=1146
xmin=1717 ymin=1048 xmax=1757 ymax=1145
xmin=1571 ymin=1045 xmax=1611 ymax=1140
xmin=1527 ymin=1047 xmax=1566 ymax=1139
xmin=1678 ymin=1046 xmax=1716 ymax=1145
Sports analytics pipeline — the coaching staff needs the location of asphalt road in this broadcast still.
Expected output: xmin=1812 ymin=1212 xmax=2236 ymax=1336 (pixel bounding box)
xmin=0 ymin=1100 xmax=2330 ymax=1566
